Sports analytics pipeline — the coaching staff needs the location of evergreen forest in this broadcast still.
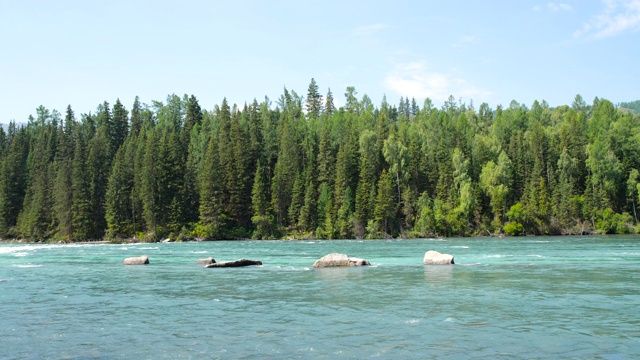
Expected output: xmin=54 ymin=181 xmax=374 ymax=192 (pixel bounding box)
xmin=1 ymin=79 xmax=640 ymax=242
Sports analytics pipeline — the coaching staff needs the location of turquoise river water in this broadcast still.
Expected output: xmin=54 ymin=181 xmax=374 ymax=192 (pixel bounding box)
xmin=1 ymin=236 xmax=639 ymax=359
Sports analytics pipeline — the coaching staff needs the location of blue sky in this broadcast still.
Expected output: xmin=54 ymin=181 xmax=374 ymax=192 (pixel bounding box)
xmin=1 ymin=0 xmax=639 ymax=122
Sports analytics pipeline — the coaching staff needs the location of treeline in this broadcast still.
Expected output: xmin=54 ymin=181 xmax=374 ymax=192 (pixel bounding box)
xmin=1 ymin=80 xmax=640 ymax=242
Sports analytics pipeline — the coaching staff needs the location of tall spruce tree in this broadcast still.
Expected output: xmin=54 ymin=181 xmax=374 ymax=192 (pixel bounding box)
xmin=306 ymin=78 xmax=323 ymax=120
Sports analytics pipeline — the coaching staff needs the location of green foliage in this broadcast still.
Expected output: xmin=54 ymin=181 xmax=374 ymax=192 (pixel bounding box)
xmin=2 ymin=88 xmax=639 ymax=241
xmin=504 ymin=222 xmax=524 ymax=236
xmin=595 ymin=208 xmax=634 ymax=234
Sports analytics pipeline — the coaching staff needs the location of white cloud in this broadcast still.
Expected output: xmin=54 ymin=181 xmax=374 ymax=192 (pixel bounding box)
xmin=548 ymin=2 xmax=573 ymax=12
xmin=574 ymin=0 xmax=640 ymax=39
xmin=384 ymin=61 xmax=491 ymax=103
xmin=353 ymin=23 xmax=389 ymax=36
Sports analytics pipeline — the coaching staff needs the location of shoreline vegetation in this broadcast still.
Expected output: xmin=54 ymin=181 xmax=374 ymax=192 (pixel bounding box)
xmin=1 ymin=80 xmax=640 ymax=243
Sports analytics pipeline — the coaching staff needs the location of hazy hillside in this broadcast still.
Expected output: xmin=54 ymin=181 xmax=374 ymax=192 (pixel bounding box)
xmin=618 ymin=100 xmax=640 ymax=114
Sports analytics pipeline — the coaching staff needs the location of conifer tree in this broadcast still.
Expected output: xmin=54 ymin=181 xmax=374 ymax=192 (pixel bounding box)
xmin=105 ymin=140 xmax=135 ymax=238
xmin=355 ymin=130 xmax=378 ymax=235
xmin=130 ymin=96 xmax=142 ymax=137
xmin=306 ymin=78 xmax=323 ymax=120
xmin=86 ymin=130 xmax=110 ymax=239
xmin=373 ymin=169 xmax=395 ymax=236
xmin=288 ymin=171 xmax=304 ymax=228
xmin=336 ymin=186 xmax=354 ymax=238
xmin=141 ymin=128 xmax=158 ymax=237
xmin=70 ymin=125 xmax=92 ymax=240
xmin=52 ymin=106 xmax=76 ymax=241
xmin=198 ymin=134 xmax=224 ymax=238
xmin=229 ymin=109 xmax=252 ymax=229
xmin=0 ymin=130 xmax=29 ymax=237
xmin=17 ymin=120 xmax=57 ymax=240
xmin=112 ymin=99 xmax=129 ymax=152
xmin=251 ymin=161 xmax=274 ymax=239
xmin=325 ymin=88 xmax=335 ymax=116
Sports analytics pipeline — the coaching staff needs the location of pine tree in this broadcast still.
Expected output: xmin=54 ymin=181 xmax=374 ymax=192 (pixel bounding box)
xmin=306 ymin=78 xmax=323 ymax=120
xmin=325 ymin=88 xmax=335 ymax=116
xmin=373 ymin=169 xmax=394 ymax=236
xmin=17 ymin=121 xmax=57 ymax=240
xmin=228 ymin=108 xmax=251 ymax=228
xmin=52 ymin=106 xmax=76 ymax=241
xmin=336 ymin=186 xmax=354 ymax=238
xmin=0 ymin=126 xmax=6 ymax=157
xmin=251 ymin=161 xmax=274 ymax=239
xmin=345 ymin=86 xmax=359 ymax=113
xmin=112 ymin=99 xmax=129 ymax=152
xmin=71 ymin=125 xmax=92 ymax=240
xmin=316 ymin=122 xmax=334 ymax=186
xmin=355 ymin=130 xmax=379 ymax=236
xmin=198 ymin=134 xmax=224 ymax=238
xmin=141 ymin=128 xmax=158 ymax=237
xmin=105 ymin=140 xmax=135 ymax=238
xmin=288 ymin=171 xmax=304 ymax=228
xmin=130 ymin=96 xmax=142 ymax=137
xmin=0 ymin=129 xmax=29 ymax=237
xmin=86 ymin=129 xmax=110 ymax=239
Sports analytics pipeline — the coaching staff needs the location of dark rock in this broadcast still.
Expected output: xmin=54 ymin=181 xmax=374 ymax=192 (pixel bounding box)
xmin=204 ymin=259 xmax=262 ymax=268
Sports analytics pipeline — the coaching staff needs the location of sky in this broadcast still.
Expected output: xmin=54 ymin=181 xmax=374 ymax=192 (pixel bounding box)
xmin=1 ymin=0 xmax=639 ymax=122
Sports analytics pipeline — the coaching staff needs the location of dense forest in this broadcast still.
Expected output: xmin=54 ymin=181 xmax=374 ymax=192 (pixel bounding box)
xmin=1 ymin=79 xmax=640 ymax=242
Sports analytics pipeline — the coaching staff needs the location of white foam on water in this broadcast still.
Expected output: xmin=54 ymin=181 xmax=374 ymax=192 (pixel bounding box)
xmin=451 ymin=246 xmax=469 ymax=249
xmin=444 ymin=317 xmax=458 ymax=323
xmin=120 ymin=247 xmax=128 ymax=250
xmin=192 ymin=251 xmax=207 ymax=254
xmin=13 ymin=264 xmax=43 ymax=268
xmin=405 ymin=319 xmax=420 ymax=324
xmin=0 ymin=246 xmax=35 ymax=255
xmin=139 ymin=247 xmax=158 ymax=250
xmin=0 ymin=243 xmax=99 ymax=255
xmin=12 ymin=252 xmax=29 ymax=257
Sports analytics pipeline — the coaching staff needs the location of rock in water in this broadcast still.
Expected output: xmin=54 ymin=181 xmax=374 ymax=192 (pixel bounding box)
xmin=423 ymin=250 xmax=454 ymax=265
xmin=197 ymin=257 xmax=216 ymax=265
xmin=204 ymin=259 xmax=262 ymax=268
xmin=348 ymin=257 xmax=371 ymax=266
xmin=312 ymin=253 xmax=371 ymax=268
xmin=123 ymin=255 xmax=149 ymax=265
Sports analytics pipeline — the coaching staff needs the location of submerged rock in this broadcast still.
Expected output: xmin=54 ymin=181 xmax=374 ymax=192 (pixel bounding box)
xmin=204 ymin=259 xmax=262 ymax=268
xmin=423 ymin=250 xmax=454 ymax=265
xmin=123 ymin=255 xmax=149 ymax=265
xmin=312 ymin=253 xmax=371 ymax=268
xmin=197 ymin=257 xmax=216 ymax=265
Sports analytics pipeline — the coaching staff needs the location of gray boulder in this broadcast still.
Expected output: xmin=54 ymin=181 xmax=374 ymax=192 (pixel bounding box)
xmin=197 ymin=257 xmax=216 ymax=265
xmin=123 ymin=255 xmax=149 ymax=265
xmin=204 ymin=259 xmax=262 ymax=268
xmin=423 ymin=250 xmax=454 ymax=265
xmin=312 ymin=253 xmax=371 ymax=268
